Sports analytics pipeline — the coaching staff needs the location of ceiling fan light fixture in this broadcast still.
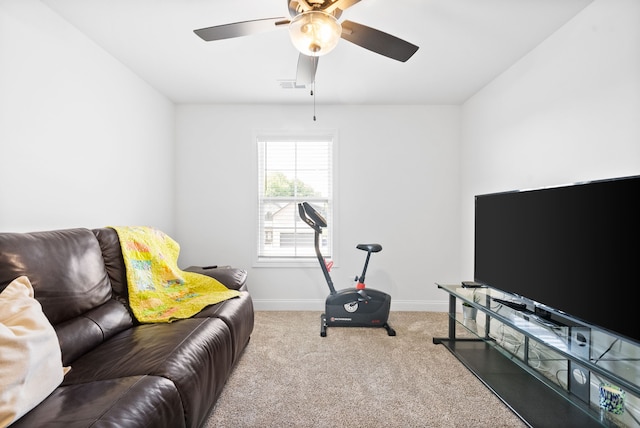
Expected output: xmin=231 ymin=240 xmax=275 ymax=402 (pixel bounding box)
xmin=289 ymin=11 xmax=342 ymax=57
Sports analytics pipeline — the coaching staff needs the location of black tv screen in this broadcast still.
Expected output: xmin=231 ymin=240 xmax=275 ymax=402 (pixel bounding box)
xmin=474 ymin=175 xmax=640 ymax=344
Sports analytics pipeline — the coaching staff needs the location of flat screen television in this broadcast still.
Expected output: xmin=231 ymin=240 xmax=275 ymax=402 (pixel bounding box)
xmin=474 ymin=174 xmax=640 ymax=344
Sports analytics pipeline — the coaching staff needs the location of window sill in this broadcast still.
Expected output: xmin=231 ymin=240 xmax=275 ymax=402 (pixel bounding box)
xmin=253 ymin=258 xmax=326 ymax=268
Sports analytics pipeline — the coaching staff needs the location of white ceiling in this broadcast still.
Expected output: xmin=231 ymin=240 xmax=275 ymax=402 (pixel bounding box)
xmin=42 ymin=0 xmax=594 ymax=105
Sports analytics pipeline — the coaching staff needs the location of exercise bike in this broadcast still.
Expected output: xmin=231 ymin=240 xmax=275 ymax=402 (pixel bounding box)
xmin=298 ymin=202 xmax=396 ymax=337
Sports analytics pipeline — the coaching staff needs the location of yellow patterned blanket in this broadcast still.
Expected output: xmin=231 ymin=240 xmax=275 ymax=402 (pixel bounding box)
xmin=110 ymin=226 xmax=240 ymax=323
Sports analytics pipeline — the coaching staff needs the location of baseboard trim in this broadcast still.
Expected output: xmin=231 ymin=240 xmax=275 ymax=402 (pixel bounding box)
xmin=252 ymin=298 xmax=449 ymax=312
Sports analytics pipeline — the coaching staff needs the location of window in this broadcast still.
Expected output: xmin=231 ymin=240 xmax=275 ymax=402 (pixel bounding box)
xmin=256 ymin=133 xmax=334 ymax=265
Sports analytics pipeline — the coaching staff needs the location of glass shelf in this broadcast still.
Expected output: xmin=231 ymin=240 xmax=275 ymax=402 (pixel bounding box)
xmin=436 ymin=283 xmax=640 ymax=428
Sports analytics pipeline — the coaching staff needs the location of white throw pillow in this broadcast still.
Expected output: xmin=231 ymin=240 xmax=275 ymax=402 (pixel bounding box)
xmin=0 ymin=276 xmax=65 ymax=427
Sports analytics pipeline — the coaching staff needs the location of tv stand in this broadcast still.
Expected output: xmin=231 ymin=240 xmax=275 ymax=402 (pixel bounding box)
xmin=433 ymin=284 xmax=640 ymax=428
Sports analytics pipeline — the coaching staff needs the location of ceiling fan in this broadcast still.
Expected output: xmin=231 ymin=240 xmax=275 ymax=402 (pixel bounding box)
xmin=194 ymin=0 xmax=419 ymax=86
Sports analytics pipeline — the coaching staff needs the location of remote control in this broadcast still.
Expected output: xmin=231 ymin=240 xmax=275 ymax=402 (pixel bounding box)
xmin=461 ymin=281 xmax=484 ymax=288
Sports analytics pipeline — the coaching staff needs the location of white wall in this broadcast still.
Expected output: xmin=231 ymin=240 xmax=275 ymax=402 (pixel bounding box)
xmin=174 ymin=105 xmax=461 ymax=311
xmin=0 ymin=0 xmax=176 ymax=233
xmin=3 ymin=0 xmax=636 ymax=314
xmin=175 ymin=0 xmax=640 ymax=311
xmin=460 ymin=0 xmax=640 ymax=279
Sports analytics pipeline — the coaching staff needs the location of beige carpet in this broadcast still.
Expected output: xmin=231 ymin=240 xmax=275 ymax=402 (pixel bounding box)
xmin=205 ymin=311 xmax=528 ymax=428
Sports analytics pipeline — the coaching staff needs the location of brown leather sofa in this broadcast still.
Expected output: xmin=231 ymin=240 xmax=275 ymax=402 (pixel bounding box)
xmin=0 ymin=227 xmax=254 ymax=428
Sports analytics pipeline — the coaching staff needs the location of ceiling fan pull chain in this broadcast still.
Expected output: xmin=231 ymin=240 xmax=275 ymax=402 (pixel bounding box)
xmin=310 ymin=55 xmax=315 ymax=98
xmin=312 ymin=80 xmax=316 ymax=121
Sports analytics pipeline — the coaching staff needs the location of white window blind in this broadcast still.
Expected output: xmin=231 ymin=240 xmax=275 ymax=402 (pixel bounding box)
xmin=257 ymin=134 xmax=333 ymax=263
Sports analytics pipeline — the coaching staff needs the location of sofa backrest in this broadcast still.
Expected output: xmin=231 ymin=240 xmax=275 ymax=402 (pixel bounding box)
xmin=0 ymin=228 xmax=133 ymax=365
xmin=92 ymin=227 xmax=129 ymax=302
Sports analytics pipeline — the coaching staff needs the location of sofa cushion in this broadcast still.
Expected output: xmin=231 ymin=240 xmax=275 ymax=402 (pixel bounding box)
xmin=195 ymin=291 xmax=254 ymax=365
xmin=55 ymin=299 xmax=134 ymax=366
xmin=62 ymin=317 xmax=233 ymax=428
xmin=92 ymin=227 xmax=129 ymax=303
xmin=0 ymin=228 xmax=112 ymax=326
xmin=9 ymin=376 xmax=186 ymax=428
xmin=0 ymin=276 xmax=65 ymax=427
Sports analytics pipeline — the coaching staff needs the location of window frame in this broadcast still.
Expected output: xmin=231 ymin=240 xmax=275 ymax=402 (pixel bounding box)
xmin=253 ymin=130 xmax=338 ymax=268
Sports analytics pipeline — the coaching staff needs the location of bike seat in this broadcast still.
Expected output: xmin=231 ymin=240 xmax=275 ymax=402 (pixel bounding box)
xmin=356 ymin=243 xmax=382 ymax=253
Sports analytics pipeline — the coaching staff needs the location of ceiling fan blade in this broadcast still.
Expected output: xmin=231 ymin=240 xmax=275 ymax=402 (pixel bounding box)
xmin=340 ymin=20 xmax=419 ymax=62
xmin=324 ymin=0 xmax=362 ymax=14
xmin=296 ymin=54 xmax=319 ymax=85
xmin=194 ymin=17 xmax=289 ymax=42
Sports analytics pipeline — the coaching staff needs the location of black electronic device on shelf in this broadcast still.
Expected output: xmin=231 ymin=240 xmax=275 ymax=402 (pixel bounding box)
xmin=491 ymin=297 xmax=528 ymax=311
xmin=461 ymin=280 xmax=485 ymax=288
xmin=298 ymin=201 xmax=396 ymax=337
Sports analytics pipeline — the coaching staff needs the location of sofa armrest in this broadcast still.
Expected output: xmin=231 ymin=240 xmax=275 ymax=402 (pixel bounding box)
xmin=184 ymin=266 xmax=247 ymax=291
